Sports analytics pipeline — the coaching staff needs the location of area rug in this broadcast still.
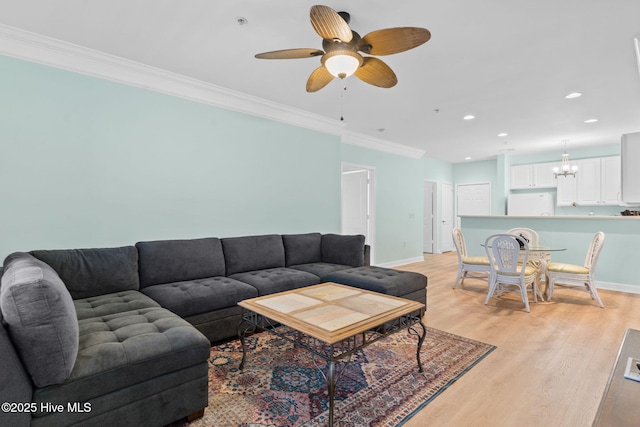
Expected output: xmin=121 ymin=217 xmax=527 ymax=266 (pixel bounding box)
xmin=174 ymin=327 xmax=495 ymax=427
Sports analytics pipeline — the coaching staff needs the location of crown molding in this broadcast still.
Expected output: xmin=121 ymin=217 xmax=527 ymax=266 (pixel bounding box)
xmin=0 ymin=24 xmax=425 ymax=159
xmin=341 ymin=131 xmax=426 ymax=159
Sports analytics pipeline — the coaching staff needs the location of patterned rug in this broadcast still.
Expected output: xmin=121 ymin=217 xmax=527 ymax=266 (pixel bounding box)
xmin=173 ymin=327 xmax=495 ymax=427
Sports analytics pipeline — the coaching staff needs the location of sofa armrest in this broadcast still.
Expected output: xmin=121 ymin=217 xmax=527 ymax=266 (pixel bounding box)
xmin=364 ymin=245 xmax=371 ymax=266
xmin=0 ymin=315 xmax=33 ymax=427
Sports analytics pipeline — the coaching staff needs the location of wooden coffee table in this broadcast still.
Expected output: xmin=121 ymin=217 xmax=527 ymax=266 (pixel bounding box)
xmin=237 ymin=282 xmax=426 ymax=426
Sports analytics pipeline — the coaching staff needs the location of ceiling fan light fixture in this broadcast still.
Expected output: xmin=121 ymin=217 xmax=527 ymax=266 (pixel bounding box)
xmin=322 ymin=50 xmax=363 ymax=79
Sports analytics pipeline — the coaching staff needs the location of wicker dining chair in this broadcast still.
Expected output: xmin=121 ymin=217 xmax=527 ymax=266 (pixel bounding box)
xmin=484 ymin=234 xmax=538 ymax=313
xmin=546 ymin=231 xmax=605 ymax=308
xmin=452 ymin=228 xmax=491 ymax=288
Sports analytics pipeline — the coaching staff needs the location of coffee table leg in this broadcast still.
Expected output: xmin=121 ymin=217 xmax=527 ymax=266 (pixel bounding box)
xmin=408 ymin=319 xmax=427 ymax=373
xmin=327 ymin=359 xmax=336 ymax=426
xmin=237 ymin=319 xmax=256 ymax=371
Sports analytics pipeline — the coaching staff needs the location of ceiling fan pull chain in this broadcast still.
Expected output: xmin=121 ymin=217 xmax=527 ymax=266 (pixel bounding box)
xmin=340 ymin=83 xmax=347 ymax=121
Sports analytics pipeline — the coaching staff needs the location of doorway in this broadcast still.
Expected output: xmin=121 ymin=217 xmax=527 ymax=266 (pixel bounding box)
xmin=341 ymin=163 xmax=376 ymax=263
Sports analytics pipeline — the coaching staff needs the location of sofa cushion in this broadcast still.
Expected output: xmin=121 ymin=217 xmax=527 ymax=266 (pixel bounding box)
xmin=321 ymin=234 xmax=366 ymax=267
xmin=33 ymin=307 xmax=210 ymax=406
xmin=229 ymin=267 xmax=320 ymax=296
xmin=136 ymin=238 xmax=226 ymax=288
xmin=141 ymin=277 xmax=258 ymax=318
xmin=31 ymin=246 xmax=139 ymax=299
xmin=0 ymin=252 xmax=79 ymax=387
xmin=222 ymin=235 xmax=285 ymax=276
xmin=282 ymin=233 xmax=322 ymax=266
xmin=74 ymin=290 xmax=160 ymax=320
xmin=289 ymin=263 xmax=353 ymax=280
xmin=324 ymin=266 xmax=427 ymax=297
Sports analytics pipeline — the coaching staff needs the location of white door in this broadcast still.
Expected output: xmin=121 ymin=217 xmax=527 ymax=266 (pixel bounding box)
xmin=423 ymin=181 xmax=437 ymax=253
xmin=441 ymin=183 xmax=454 ymax=252
xmin=342 ymin=169 xmax=369 ymax=238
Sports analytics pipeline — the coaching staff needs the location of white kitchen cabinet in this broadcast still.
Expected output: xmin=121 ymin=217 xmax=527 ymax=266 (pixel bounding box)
xmin=509 ymin=162 xmax=558 ymax=189
xmin=576 ymin=158 xmax=601 ymax=205
xmin=556 ymin=173 xmax=578 ymax=206
xmin=600 ymin=156 xmax=621 ymax=205
xmin=556 ymin=156 xmax=620 ymax=207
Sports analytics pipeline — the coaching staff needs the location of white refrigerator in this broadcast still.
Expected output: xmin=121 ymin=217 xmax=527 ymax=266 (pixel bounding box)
xmin=507 ymin=193 xmax=555 ymax=216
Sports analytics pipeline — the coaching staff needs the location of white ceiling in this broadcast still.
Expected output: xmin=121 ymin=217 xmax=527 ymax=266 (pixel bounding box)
xmin=1 ymin=0 xmax=640 ymax=163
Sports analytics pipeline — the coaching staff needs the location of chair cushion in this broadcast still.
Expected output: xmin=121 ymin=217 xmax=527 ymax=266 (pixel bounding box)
xmin=500 ymin=265 xmax=538 ymax=277
xmin=141 ymin=277 xmax=258 ymax=317
xmin=31 ymin=246 xmax=140 ymax=299
xmin=547 ymin=262 xmax=589 ymax=275
xmin=282 ymin=233 xmax=322 ymax=266
xmin=462 ymin=256 xmax=490 ymax=265
xmin=136 ymin=237 xmax=226 ymax=288
xmin=0 ymin=252 xmax=79 ymax=387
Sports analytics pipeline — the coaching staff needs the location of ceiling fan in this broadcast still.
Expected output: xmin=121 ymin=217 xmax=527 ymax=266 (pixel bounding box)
xmin=254 ymin=5 xmax=431 ymax=92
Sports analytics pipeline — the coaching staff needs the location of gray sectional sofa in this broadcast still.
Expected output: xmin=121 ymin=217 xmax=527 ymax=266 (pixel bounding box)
xmin=0 ymin=232 xmax=427 ymax=427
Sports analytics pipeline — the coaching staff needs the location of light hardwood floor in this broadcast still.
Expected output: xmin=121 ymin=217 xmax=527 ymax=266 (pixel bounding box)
xmin=396 ymin=252 xmax=640 ymax=427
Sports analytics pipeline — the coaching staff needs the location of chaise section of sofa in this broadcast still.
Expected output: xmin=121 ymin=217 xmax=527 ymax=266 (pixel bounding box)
xmin=1 ymin=249 xmax=210 ymax=427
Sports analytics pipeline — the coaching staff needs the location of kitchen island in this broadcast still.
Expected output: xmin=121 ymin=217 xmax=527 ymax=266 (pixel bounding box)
xmin=459 ymin=215 xmax=640 ymax=292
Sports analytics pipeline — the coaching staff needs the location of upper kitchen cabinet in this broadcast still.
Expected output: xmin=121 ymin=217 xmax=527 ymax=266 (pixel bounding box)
xmin=509 ymin=162 xmax=558 ymax=189
xmin=557 ymin=156 xmax=621 ymax=206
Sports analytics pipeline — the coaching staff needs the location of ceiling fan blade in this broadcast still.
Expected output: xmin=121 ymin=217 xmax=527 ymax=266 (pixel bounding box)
xmin=306 ymin=66 xmax=335 ymax=92
xmin=255 ymin=48 xmax=324 ymax=59
xmin=359 ymin=27 xmax=431 ymax=56
xmin=354 ymin=57 xmax=397 ymax=88
xmin=310 ymin=5 xmax=353 ymax=43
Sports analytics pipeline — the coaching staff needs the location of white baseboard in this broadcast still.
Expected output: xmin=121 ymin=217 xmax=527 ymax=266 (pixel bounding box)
xmin=375 ymin=256 xmax=425 ymax=268
xmin=597 ymin=281 xmax=640 ymax=295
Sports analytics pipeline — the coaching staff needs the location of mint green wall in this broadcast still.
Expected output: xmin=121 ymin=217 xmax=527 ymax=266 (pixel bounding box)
xmin=460 ymin=216 xmax=640 ymax=287
xmin=342 ymin=145 xmax=423 ymax=264
xmin=0 ymin=55 xmax=342 ymax=259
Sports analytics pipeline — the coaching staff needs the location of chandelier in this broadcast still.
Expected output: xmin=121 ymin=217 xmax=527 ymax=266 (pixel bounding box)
xmin=553 ymin=141 xmax=578 ymax=178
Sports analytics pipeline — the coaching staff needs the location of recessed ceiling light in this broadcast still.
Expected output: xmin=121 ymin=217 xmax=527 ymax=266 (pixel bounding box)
xmin=463 ymin=115 xmax=475 ymax=120
xmin=584 ymin=118 xmax=599 ymax=123
xmin=565 ymin=92 xmax=582 ymax=99
xmin=465 ymin=156 xmax=472 ymax=160
xmin=498 ymin=133 xmax=508 ymax=137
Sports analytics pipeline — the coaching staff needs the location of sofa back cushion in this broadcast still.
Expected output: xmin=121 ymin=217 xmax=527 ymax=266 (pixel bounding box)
xmin=321 ymin=234 xmax=366 ymax=267
xmin=136 ymin=238 xmax=226 ymax=288
xmin=31 ymin=246 xmax=139 ymax=299
xmin=1 ymin=252 xmax=79 ymax=387
xmin=282 ymin=233 xmax=322 ymax=266
xmin=222 ymin=234 xmax=285 ymax=276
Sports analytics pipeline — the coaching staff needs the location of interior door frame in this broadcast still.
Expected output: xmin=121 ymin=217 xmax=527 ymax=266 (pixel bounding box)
xmin=423 ymin=180 xmax=438 ymax=253
xmin=441 ymin=182 xmax=455 ymax=252
xmin=341 ymin=162 xmax=376 ymax=264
